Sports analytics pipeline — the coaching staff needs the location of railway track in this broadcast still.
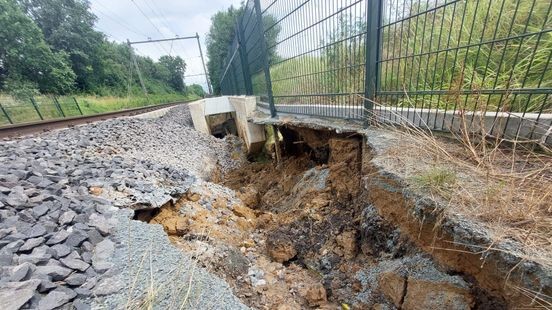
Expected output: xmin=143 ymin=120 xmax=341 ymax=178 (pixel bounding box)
xmin=0 ymin=101 xmax=189 ymax=139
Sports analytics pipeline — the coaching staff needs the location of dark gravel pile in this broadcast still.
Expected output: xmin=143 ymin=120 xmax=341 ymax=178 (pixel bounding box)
xmin=0 ymin=105 xmax=246 ymax=309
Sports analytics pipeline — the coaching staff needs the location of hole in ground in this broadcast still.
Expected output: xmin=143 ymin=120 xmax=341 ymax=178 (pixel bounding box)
xmin=134 ymin=125 xmax=504 ymax=309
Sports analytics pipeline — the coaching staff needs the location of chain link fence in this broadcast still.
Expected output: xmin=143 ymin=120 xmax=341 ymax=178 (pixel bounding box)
xmin=220 ymin=0 xmax=552 ymax=143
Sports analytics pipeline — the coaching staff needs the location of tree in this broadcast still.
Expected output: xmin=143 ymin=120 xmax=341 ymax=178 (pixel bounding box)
xmin=0 ymin=0 xmax=75 ymax=96
xmin=206 ymin=5 xmax=281 ymax=95
xmin=206 ymin=5 xmax=243 ymax=95
xmin=187 ymin=84 xmax=206 ymax=98
xmin=159 ymin=56 xmax=186 ymax=93
xmin=18 ymin=0 xmax=105 ymax=92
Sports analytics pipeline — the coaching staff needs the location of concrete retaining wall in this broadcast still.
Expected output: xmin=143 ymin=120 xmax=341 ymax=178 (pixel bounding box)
xmin=189 ymin=96 xmax=266 ymax=153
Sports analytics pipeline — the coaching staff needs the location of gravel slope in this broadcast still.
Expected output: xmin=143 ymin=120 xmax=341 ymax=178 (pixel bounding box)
xmin=0 ymin=104 xmax=247 ymax=309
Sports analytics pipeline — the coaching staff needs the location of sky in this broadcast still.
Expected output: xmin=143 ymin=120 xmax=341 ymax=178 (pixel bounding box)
xmin=89 ymin=0 xmax=242 ymax=93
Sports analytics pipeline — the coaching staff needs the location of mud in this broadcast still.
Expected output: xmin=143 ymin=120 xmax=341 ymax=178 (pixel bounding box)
xmin=140 ymin=126 xmax=507 ymax=309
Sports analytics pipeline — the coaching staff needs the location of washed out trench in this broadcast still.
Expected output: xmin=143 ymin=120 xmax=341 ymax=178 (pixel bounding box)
xmin=136 ymin=126 xmax=503 ymax=310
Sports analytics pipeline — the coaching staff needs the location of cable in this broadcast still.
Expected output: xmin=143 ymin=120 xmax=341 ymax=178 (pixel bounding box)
xmin=94 ymin=8 xmax=148 ymax=39
xmin=128 ymin=0 xmax=171 ymax=55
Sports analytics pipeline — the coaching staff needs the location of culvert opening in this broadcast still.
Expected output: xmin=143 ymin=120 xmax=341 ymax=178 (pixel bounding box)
xmin=136 ymin=125 xmax=504 ymax=309
xmin=133 ymin=207 xmax=161 ymax=222
xmin=208 ymin=112 xmax=237 ymax=138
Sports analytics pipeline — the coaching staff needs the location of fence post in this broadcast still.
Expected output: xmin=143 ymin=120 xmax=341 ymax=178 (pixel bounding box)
xmin=364 ymin=0 xmax=383 ymax=126
xmin=53 ymin=96 xmax=66 ymax=117
xmin=73 ymin=97 xmax=84 ymax=115
xmin=237 ymin=18 xmax=254 ymax=96
xmin=253 ymin=0 xmax=276 ymax=118
xmin=30 ymin=97 xmax=43 ymax=120
xmin=0 ymin=103 xmax=12 ymax=124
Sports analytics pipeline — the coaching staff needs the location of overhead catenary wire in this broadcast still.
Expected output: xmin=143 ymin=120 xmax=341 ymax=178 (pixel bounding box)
xmin=128 ymin=0 xmax=171 ymax=55
xmin=93 ymin=2 xmax=149 ymax=39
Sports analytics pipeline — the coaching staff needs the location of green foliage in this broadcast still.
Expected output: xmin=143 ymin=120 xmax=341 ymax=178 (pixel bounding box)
xmin=158 ymin=56 xmax=186 ymax=92
xmin=0 ymin=0 xmax=189 ymax=99
xmin=187 ymin=84 xmax=206 ymax=98
xmin=206 ymin=5 xmax=244 ymax=95
xmin=0 ymin=0 xmax=76 ymax=96
xmin=411 ymin=168 xmax=457 ymax=196
xmin=207 ymin=5 xmax=281 ymax=96
xmin=380 ymin=0 xmax=552 ymax=112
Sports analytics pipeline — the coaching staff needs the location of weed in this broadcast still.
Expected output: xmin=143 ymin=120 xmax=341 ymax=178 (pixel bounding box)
xmin=411 ymin=168 xmax=457 ymax=197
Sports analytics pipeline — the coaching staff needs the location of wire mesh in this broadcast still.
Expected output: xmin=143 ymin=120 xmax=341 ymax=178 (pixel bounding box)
xmin=219 ymin=0 xmax=552 ymax=142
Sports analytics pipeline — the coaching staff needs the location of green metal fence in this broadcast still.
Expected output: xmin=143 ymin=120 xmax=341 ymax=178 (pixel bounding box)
xmin=220 ymin=0 xmax=552 ymax=143
xmin=0 ymin=96 xmax=84 ymax=126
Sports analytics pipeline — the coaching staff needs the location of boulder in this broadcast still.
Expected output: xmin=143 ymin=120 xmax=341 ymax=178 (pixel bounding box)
xmin=0 ymin=279 xmax=41 ymax=310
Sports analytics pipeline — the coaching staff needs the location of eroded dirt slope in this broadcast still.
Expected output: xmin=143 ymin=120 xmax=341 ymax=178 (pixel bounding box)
xmin=143 ymin=127 xmax=501 ymax=309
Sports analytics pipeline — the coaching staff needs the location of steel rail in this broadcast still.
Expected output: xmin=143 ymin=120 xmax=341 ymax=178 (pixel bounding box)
xmin=0 ymin=101 xmax=191 ymax=139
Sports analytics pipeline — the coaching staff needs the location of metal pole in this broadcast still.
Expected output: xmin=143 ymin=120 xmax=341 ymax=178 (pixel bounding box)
xmin=127 ymin=39 xmax=148 ymax=98
xmin=196 ymin=33 xmax=213 ymax=95
xmin=30 ymin=97 xmax=43 ymax=120
xmin=236 ymin=19 xmax=253 ymax=95
xmin=254 ymin=0 xmax=276 ymax=117
xmin=128 ymin=36 xmax=197 ymax=45
xmin=73 ymin=97 xmax=83 ymax=115
xmin=0 ymin=103 xmax=12 ymax=124
xmin=53 ymin=96 xmax=66 ymax=117
xmin=364 ymin=0 xmax=383 ymax=126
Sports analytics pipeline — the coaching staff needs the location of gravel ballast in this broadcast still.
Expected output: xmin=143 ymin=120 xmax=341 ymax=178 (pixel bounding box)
xmin=0 ymin=104 xmax=248 ymax=309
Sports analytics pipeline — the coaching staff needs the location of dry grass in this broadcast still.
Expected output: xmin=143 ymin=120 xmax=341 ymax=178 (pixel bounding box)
xmin=364 ymin=96 xmax=552 ymax=270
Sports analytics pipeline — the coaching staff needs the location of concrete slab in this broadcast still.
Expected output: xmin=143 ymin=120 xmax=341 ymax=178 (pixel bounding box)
xmin=188 ymin=96 xmax=266 ymax=154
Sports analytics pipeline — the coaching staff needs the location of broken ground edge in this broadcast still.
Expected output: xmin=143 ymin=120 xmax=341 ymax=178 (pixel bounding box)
xmin=251 ymin=111 xmax=552 ymax=309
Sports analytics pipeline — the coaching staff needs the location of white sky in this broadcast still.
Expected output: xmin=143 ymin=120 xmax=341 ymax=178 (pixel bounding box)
xmin=89 ymin=0 xmax=242 ymax=93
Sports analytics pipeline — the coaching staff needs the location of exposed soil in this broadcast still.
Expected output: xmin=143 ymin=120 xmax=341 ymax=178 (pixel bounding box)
xmin=139 ymin=126 xmax=508 ymax=309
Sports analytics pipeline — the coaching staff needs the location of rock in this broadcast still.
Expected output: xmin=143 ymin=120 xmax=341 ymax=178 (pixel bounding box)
xmin=46 ymin=230 xmax=70 ymax=245
xmin=51 ymin=244 xmax=71 ymax=258
xmin=74 ymin=287 xmax=92 ymax=297
xmin=60 ymin=252 xmax=90 ymax=272
xmin=6 ymin=190 xmax=29 ymax=207
xmin=64 ymin=230 xmax=88 ymax=247
xmin=38 ymin=279 xmax=57 ymax=293
xmin=58 ymin=211 xmax=76 ymax=225
xmin=91 ymin=239 xmax=114 ymax=272
xmin=266 ymin=234 xmax=297 ymax=263
xmin=18 ymin=246 xmax=52 ymax=264
xmin=38 ymin=287 xmax=77 ymax=310
xmin=336 ymin=230 xmax=358 ymax=259
xmin=10 ymin=262 xmax=35 ymax=281
xmin=402 ymin=277 xmax=474 ymax=310
xmin=73 ymin=299 xmax=91 ymax=310
xmin=88 ymin=213 xmax=113 ymax=235
xmin=4 ymin=239 xmax=24 ymax=252
xmin=35 ymin=265 xmax=72 ymax=281
xmin=303 ymin=283 xmax=327 ymax=307
xmin=22 ymin=224 xmax=47 ymax=239
xmin=247 ymin=267 xmax=265 ymax=287
xmin=65 ymin=273 xmax=87 ymax=286
xmin=19 ymin=237 xmax=45 ymax=252
xmin=32 ymin=205 xmax=50 ymax=218
xmin=0 ymin=279 xmax=41 ymax=310
xmin=378 ymin=271 xmax=407 ymax=307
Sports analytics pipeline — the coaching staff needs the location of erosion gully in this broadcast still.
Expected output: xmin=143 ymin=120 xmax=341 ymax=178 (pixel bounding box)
xmin=134 ymin=126 xmax=505 ymax=310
